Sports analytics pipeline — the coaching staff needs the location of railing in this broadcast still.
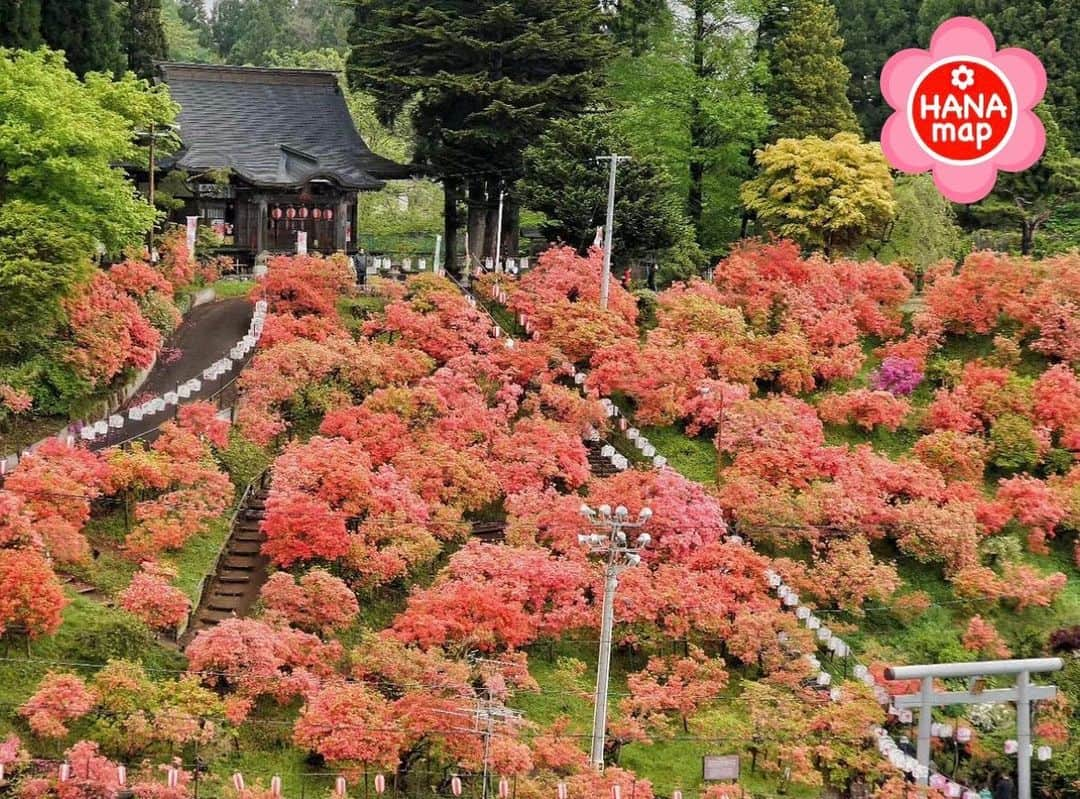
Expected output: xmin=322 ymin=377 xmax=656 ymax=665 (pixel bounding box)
xmin=174 ymin=468 xmax=269 ymax=642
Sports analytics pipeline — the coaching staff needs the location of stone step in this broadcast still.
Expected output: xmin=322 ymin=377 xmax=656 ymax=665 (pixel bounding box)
xmin=229 ymin=541 xmax=262 ymax=556
xmin=222 ymin=557 xmax=255 ymax=571
xmin=218 ymin=572 xmax=251 ymax=584
xmin=208 ymin=597 xmax=244 ymax=612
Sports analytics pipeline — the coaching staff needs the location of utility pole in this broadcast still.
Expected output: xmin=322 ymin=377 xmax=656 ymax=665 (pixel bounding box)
xmin=596 ymin=155 xmax=630 ymax=310
xmin=494 ymin=188 xmax=506 ymax=274
xmin=578 ymin=502 xmax=652 ymax=770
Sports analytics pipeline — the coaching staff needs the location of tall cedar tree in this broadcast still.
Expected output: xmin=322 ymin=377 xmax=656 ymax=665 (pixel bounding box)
xmin=0 ymin=0 xmax=43 ymax=49
xmin=519 ymin=113 xmax=700 ymax=281
xmin=123 ymin=0 xmax=168 ymax=78
xmin=835 ymin=0 xmax=920 ymax=139
xmin=918 ymin=1 xmax=1080 ymax=152
xmin=347 ymin=0 xmax=611 ymax=273
xmin=40 ymin=0 xmax=125 ymax=76
xmin=757 ymin=0 xmax=859 ymax=141
xmin=972 ymin=104 xmax=1080 ymax=255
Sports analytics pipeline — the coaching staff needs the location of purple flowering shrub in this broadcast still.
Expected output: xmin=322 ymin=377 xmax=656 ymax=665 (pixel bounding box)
xmin=870 ymin=356 xmax=923 ymax=396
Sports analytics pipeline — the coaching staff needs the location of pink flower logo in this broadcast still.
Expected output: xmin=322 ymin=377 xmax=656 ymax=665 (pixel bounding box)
xmin=880 ymin=17 xmax=1046 ymax=203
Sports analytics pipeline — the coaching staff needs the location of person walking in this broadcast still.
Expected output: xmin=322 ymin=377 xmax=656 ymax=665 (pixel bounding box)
xmin=993 ymin=772 xmax=1016 ymax=799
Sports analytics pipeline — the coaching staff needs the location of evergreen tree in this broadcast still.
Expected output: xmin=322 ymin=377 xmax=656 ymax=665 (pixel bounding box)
xmin=757 ymin=0 xmax=859 ymax=141
xmin=609 ymin=1 xmax=767 ymax=248
xmin=918 ymin=1 xmax=1080 ymax=151
xmin=0 ymin=0 xmax=43 ymax=50
xmin=348 ymin=0 xmax=611 ymax=273
xmin=40 ymin=0 xmax=125 ymax=76
xmin=519 ymin=113 xmax=702 ymax=279
xmin=972 ymin=104 xmax=1080 ymax=255
xmin=124 ymin=0 xmax=168 ymax=77
xmin=835 ymin=0 xmax=920 ymax=139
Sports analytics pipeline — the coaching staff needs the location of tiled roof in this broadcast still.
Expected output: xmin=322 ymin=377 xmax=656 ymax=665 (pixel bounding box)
xmin=159 ymin=63 xmax=413 ymax=189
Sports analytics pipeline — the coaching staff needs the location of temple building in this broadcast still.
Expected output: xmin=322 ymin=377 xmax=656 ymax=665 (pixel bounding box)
xmin=157 ymin=63 xmax=411 ymax=261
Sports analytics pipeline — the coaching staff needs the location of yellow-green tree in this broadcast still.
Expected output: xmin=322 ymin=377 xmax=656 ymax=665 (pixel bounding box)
xmin=741 ymin=132 xmax=895 ymax=256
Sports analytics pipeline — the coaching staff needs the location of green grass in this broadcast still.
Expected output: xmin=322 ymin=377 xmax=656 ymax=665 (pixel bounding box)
xmin=212 ymin=278 xmax=256 ymax=299
xmin=478 ymin=296 xmax=526 ymax=339
xmin=641 ymin=426 xmax=718 ymax=486
xmin=165 ymin=517 xmax=234 ymax=602
xmin=512 ymin=642 xmax=816 ymax=797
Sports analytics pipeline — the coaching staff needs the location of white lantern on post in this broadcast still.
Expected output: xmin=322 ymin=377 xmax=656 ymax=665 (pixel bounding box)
xmin=1005 ymin=740 xmax=1019 ymax=755
xmin=1037 ymin=746 xmax=1052 ymax=761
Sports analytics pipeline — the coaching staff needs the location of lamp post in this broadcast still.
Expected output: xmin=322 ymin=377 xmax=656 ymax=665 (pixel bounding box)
xmin=579 ymin=502 xmax=652 ymax=770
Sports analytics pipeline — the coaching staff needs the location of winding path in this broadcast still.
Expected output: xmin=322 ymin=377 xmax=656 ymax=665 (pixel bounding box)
xmin=94 ymin=298 xmax=254 ymax=448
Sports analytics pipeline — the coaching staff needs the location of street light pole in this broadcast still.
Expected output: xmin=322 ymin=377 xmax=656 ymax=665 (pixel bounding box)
xmin=579 ymin=502 xmax=652 ymax=770
xmin=596 ymin=155 xmax=630 ymax=310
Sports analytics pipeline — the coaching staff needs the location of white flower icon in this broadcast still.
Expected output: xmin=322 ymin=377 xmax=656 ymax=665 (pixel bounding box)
xmin=951 ymin=64 xmax=975 ymax=91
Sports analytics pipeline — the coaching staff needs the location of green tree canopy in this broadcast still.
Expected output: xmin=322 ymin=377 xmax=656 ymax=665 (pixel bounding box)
xmin=519 ymin=114 xmax=702 ymax=274
xmin=757 ymin=0 xmax=860 ymax=141
xmin=0 ymin=48 xmax=174 ymax=354
xmin=39 ymin=0 xmax=125 ymax=76
xmin=741 ymin=132 xmax=896 ymax=255
xmin=835 ymin=0 xmax=920 ymax=139
xmin=123 ymin=0 xmax=169 ymax=78
xmin=608 ymin=1 xmax=768 ymax=249
xmin=918 ymin=1 xmax=1080 ymax=151
xmin=971 ymin=104 xmax=1080 ymax=255
xmin=861 ymin=173 xmax=966 ymax=271
xmin=0 ymin=0 xmax=43 ymax=50
xmin=348 ymin=0 xmax=612 ymax=270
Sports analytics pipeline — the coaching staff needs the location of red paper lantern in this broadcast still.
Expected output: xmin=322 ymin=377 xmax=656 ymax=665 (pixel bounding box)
xmin=324 ymin=208 xmax=334 ymax=221
xmin=286 ymin=207 xmax=297 ymax=219
xmin=312 ymin=208 xmax=323 ymax=220
xmin=299 ymin=206 xmax=310 ymax=219
xmin=271 ymin=206 xmax=283 ymax=220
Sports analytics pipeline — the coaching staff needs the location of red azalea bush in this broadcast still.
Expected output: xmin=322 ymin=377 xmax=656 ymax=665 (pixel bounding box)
xmin=185 ymin=617 xmax=343 ymax=705
xmin=19 ymin=672 xmax=96 ymax=737
xmin=259 ymin=569 xmax=359 ymax=633
xmin=817 ymin=389 xmax=911 ymax=431
xmin=258 ymin=253 xmax=354 ymax=316
xmin=0 ymin=548 xmax=68 ymax=639
xmin=118 ymin=562 xmax=191 ymax=631
xmin=64 ymin=271 xmax=161 ymax=386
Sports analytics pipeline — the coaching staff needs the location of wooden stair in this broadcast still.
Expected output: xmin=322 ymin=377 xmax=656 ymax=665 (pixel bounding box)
xmin=179 ymin=482 xmax=271 ymax=647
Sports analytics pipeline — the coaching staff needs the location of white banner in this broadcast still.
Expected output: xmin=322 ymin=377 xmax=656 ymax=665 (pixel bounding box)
xmin=297 ymin=230 xmax=308 ymax=255
xmin=186 ymin=216 xmax=198 ymax=255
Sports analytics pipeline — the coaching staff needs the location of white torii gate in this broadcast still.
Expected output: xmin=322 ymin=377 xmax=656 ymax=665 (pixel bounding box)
xmin=885 ymin=658 xmax=1063 ymax=799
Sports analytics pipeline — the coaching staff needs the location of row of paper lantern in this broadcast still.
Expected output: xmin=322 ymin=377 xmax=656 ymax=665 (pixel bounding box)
xmin=371 ymin=257 xmax=430 ymax=272
xmin=764 ymin=570 xmax=988 ymax=796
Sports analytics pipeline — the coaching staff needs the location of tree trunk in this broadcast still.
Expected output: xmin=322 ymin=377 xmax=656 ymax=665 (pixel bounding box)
xmin=484 ymin=181 xmax=501 ymax=262
xmin=1021 ymin=219 xmax=1034 ymax=255
xmin=687 ymin=1 xmax=707 ymax=233
xmin=467 ymin=180 xmax=488 ymax=269
xmin=501 ymin=193 xmax=521 ymax=261
xmin=443 ymin=179 xmax=460 ymax=276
